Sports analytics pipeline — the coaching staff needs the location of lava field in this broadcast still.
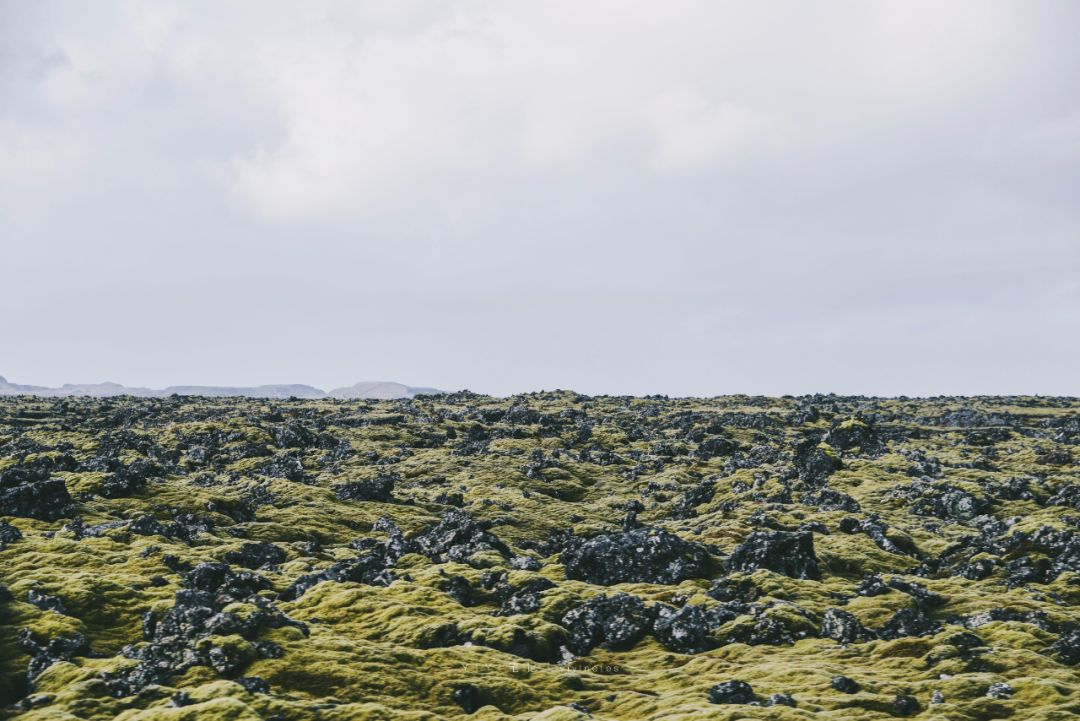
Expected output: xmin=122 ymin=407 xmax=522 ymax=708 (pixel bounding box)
xmin=1 ymin=393 xmax=1078 ymax=720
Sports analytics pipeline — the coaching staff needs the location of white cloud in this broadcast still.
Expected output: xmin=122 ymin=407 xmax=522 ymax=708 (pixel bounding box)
xmin=0 ymin=0 xmax=1077 ymax=394
xmin=644 ymin=87 xmax=767 ymax=172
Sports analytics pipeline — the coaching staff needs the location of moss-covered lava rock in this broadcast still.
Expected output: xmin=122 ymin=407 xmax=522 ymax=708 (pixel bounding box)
xmin=1 ymin=393 xmax=1078 ymax=719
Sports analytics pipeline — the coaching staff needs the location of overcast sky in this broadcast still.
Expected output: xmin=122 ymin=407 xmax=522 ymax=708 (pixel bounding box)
xmin=1 ymin=1 xmax=1078 ymax=397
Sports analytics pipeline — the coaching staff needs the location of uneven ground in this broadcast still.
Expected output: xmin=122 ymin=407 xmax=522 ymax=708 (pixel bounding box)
xmin=1 ymin=393 xmax=1078 ymax=721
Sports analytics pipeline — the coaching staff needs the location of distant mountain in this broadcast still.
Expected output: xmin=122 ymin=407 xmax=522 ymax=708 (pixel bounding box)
xmin=326 ymin=381 xmax=445 ymax=400
xmin=0 ymin=378 xmax=53 ymax=395
xmin=0 ymin=379 xmax=157 ymax=398
xmin=0 ymin=376 xmax=445 ymax=400
xmin=52 ymin=382 xmax=159 ymax=397
xmin=161 ymin=384 xmax=327 ymax=399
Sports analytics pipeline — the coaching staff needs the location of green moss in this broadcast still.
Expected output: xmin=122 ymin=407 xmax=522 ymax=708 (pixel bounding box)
xmin=1 ymin=394 xmax=1078 ymax=720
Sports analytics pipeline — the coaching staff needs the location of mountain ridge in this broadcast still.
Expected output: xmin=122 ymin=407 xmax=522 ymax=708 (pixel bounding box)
xmin=0 ymin=376 xmax=444 ymax=399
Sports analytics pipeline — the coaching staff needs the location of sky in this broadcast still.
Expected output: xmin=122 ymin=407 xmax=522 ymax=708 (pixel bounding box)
xmin=1 ymin=0 xmax=1078 ymax=397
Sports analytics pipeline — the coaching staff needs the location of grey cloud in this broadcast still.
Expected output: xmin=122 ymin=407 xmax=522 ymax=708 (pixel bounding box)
xmin=0 ymin=0 xmax=1077 ymax=396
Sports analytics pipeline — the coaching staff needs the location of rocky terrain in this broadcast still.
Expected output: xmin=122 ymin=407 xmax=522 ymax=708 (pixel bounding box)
xmin=0 ymin=392 xmax=1078 ymax=720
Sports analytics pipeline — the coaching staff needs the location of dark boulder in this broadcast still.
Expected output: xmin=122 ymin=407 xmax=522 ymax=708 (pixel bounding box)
xmin=410 ymin=510 xmax=511 ymax=563
xmin=0 ymin=462 xmax=73 ymax=520
xmin=891 ymin=694 xmax=921 ymax=717
xmin=695 ymin=436 xmax=738 ymax=459
xmin=671 ymin=479 xmax=716 ymax=519
xmin=17 ymin=629 xmax=91 ymax=685
xmin=183 ymin=563 xmax=272 ymax=603
xmin=434 ymin=491 xmax=465 ymax=507
xmin=911 ymin=486 xmax=987 ymax=522
xmin=957 ymin=557 xmax=996 ymax=580
xmin=1051 ymin=623 xmax=1080 ymax=665
xmin=509 ymin=555 xmax=542 ymax=571
xmin=966 ymin=428 xmax=1012 ymax=446
xmin=205 ymin=496 xmax=258 ymax=524
xmin=280 ymin=554 xmax=397 ymax=602
xmin=521 ymin=528 xmax=577 ymax=557
xmin=224 ymin=542 xmax=287 ymax=569
xmin=319 ymin=438 xmax=354 ymax=465
xmin=996 ymin=526 xmax=1080 ymax=584
xmin=497 ymin=578 xmax=555 ymax=616
xmin=26 ymin=590 xmax=66 ymax=614
xmin=620 ymin=500 xmax=644 ymax=530
xmin=1047 ymin=483 xmax=1080 ymax=511
xmin=652 ymin=604 xmax=714 ymax=654
xmin=228 ymin=443 xmax=272 ymax=462
xmin=724 ymin=530 xmax=820 ymax=580
xmin=792 ymin=439 xmax=842 ymax=486
xmin=0 ymin=520 xmax=22 ymax=548
xmin=707 ymin=577 xmax=759 ymax=604
xmin=334 ymin=475 xmax=396 ymax=503
xmin=560 ymin=527 xmax=711 ymax=586
xmin=259 ymin=452 xmax=307 ymax=482
xmin=99 ymin=459 xmax=163 ymax=498
xmin=902 ymin=450 xmax=943 ymax=479
xmin=804 ymin=488 xmax=861 ymax=512
xmin=885 ymin=578 xmax=945 ymax=610
xmin=839 ymin=516 xmax=918 ymax=556
xmin=238 ymin=676 xmax=270 ymax=694
xmin=270 ymin=422 xmax=319 ymax=449
xmin=724 ymin=616 xmax=796 ymax=646
xmin=878 ymin=608 xmax=941 ymax=640
xmin=453 ymin=684 xmax=482 ymax=714
xmin=128 ymin=514 xmax=173 ymax=539
xmin=279 ymin=525 xmax=407 ymax=601
xmin=709 ymin=680 xmax=756 ymax=704
xmin=768 ymin=693 xmax=797 ymax=707
xmin=856 ymin=575 xmax=890 ymax=597
xmin=821 ymin=608 xmax=875 ymax=644
xmin=827 ymin=418 xmax=885 ymax=455
xmin=561 ymin=593 xmax=652 ymax=655
xmin=442 ymin=575 xmax=480 ymax=606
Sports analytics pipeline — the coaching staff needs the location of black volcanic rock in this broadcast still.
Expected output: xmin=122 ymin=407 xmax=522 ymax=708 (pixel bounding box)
xmin=792 ymin=439 xmax=842 ymax=486
xmin=560 ymin=527 xmax=711 ymax=585
xmin=821 ymin=608 xmax=875 ymax=644
xmin=1052 ymin=624 xmax=1080 ymax=666
xmin=18 ymin=630 xmax=91 ymax=685
xmin=26 ymin=590 xmax=66 ymax=614
xmin=334 ymin=475 xmax=396 ymax=503
xmin=99 ymin=459 xmax=163 ymax=499
xmin=724 ymin=530 xmax=820 ymax=579
xmin=411 ymin=510 xmax=511 ymax=563
xmin=0 ymin=520 xmax=22 ymax=549
xmin=259 ymin=452 xmax=307 ymax=482
xmin=224 ymin=542 xmax=288 ymax=569
xmin=1 ymin=392 xmax=1079 ymax=720
xmin=561 ymin=593 xmax=651 ymax=655
xmin=0 ymin=462 xmax=73 ymax=520
xmin=709 ymin=680 xmax=756 ymax=704
xmin=878 ymin=608 xmax=941 ymax=640
xmin=652 ymin=604 xmax=714 ymax=654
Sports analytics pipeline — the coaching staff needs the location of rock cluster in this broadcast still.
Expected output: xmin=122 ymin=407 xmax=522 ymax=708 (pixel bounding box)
xmin=105 ymin=562 xmax=305 ymax=696
xmin=0 ymin=459 xmax=73 ymax=520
